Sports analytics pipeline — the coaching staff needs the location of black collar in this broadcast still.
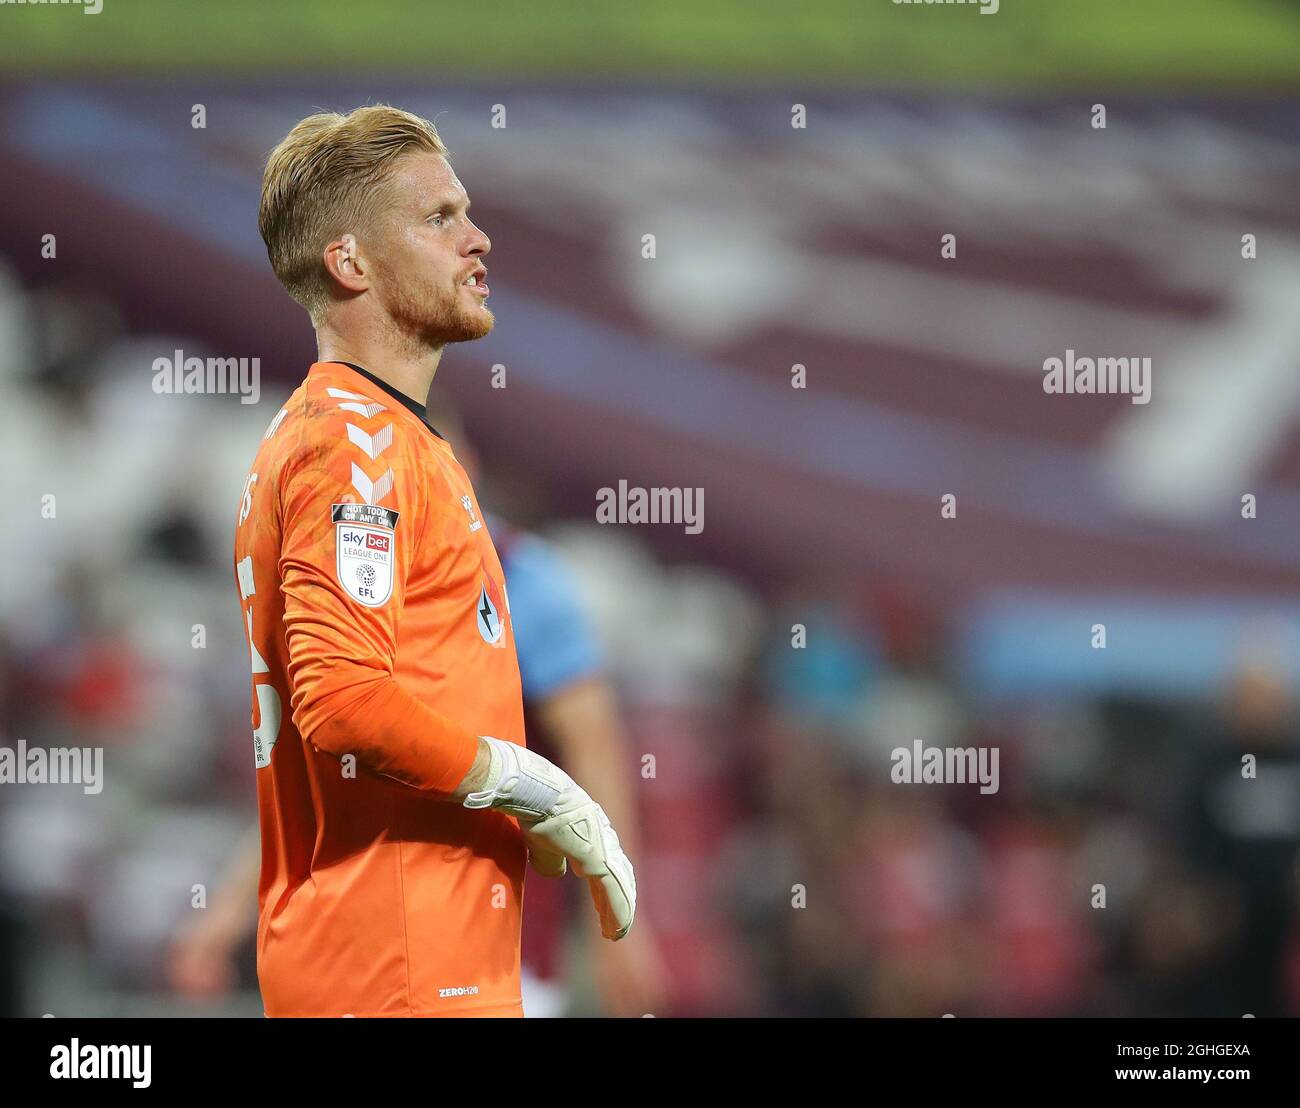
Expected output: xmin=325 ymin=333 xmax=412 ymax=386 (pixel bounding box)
xmin=337 ymin=362 xmax=444 ymax=440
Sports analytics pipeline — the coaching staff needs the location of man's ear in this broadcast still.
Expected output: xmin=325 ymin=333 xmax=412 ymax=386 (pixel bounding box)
xmin=323 ymin=233 xmax=368 ymax=294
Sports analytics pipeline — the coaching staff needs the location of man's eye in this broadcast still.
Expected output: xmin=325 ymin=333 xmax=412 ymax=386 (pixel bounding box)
xmin=429 ymin=214 xmax=444 ymax=227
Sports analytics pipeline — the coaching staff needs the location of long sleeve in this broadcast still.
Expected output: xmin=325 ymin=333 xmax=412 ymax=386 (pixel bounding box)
xmin=278 ymin=436 xmax=478 ymax=796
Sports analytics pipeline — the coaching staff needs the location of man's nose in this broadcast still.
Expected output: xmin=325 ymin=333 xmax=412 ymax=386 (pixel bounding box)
xmin=466 ymin=222 xmax=490 ymax=257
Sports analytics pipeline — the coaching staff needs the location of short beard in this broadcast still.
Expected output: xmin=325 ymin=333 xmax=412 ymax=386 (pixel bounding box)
xmin=378 ymin=269 xmax=494 ymax=350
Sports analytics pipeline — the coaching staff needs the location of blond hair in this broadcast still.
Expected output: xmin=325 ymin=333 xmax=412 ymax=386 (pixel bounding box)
xmin=259 ymin=105 xmax=448 ymax=320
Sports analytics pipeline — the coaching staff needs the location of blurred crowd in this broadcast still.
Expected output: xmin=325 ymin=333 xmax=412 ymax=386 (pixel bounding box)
xmin=1 ymin=262 xmax=1298 ymax=1017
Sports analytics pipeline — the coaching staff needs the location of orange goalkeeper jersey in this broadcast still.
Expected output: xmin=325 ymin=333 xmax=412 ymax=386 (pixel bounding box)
xmin=232 ymin=360 xmax=527 ymax=1017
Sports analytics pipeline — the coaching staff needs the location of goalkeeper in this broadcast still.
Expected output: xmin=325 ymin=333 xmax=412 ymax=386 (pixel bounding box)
xmin=224 ymin=105 xmax=633 ymax=1017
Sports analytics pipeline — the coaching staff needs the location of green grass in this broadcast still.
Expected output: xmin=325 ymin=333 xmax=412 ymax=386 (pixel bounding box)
xmin=0 ymin=0 xmax=1297 ymax=89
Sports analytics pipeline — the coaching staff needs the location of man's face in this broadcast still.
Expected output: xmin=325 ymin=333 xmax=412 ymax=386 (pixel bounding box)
xmin=368 ymin=152 xmax=493 ymax=345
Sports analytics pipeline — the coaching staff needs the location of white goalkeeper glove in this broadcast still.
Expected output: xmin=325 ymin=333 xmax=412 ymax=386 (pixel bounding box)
xmin=463 ymin=736 xmax=636 ymax=941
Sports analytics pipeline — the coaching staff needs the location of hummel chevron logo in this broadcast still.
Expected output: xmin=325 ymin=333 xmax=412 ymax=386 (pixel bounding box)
xmin=351 ymin=462 xmax=395 ymax=506
xmin=338 ymin=400 xmax=386 ymax=418
xmin=263 ymin=407 xmax=289 ymax=440
xmin=346 ymin=422 xmax=394 ymax=461
xmin=328 ymin=387 xmax=386 ymax=419
xmin=236 ymin=556 xmax=256 ymax=601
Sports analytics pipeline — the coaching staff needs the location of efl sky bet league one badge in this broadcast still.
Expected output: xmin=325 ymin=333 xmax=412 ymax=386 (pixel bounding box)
xmin=332 ymin=503 xmax=399 ymax=607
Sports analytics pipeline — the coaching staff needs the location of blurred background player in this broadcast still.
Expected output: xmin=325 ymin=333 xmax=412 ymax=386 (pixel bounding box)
xmin=1178 ymin=632 xmax=1300 ymax=1018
